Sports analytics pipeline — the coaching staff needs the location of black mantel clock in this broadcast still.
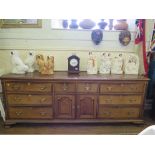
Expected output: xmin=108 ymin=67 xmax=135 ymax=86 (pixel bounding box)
xmin=68 ymin=54 xmax=80 ymax=74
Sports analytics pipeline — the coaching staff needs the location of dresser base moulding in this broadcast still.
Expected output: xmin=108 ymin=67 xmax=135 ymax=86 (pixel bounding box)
xmin=0 ymin=71 xmax=148 ymax=127
xmin=4 ymin=119 xmax=144 ymax=127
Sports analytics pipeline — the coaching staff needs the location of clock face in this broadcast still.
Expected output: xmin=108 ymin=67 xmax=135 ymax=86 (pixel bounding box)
xmin=70 ymin=58 xmax=78 ymax=67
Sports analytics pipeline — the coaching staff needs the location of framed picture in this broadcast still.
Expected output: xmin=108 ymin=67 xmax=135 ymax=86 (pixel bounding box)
xmin=0 ymin=19 xmax=42 ymax=28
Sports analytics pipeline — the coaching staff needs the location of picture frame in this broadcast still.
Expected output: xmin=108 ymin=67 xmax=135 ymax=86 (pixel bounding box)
xmin=0 ymin=19 xmax=42 ymax=28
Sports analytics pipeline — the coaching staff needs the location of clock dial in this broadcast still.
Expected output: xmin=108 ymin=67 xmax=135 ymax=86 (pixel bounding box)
xmin=70 ymin=58 xmax=78 ymax=67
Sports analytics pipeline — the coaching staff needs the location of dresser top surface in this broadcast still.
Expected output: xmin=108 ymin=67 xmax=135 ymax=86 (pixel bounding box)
xmin=0 ymin=71 xmax=149 ymax=81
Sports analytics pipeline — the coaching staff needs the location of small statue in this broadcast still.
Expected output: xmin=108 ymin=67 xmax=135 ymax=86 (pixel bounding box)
xmin=24 ymin=51 xmax=36 ymax=72
xmin=99 ymin=52 xmax=111 ymax=74
xmin=111 ymin=53 xmax=124 ymax=74
xmin=36 ymin=54 xmax=45 ymax=73
xmin=36 ymin=54 xmax=54 ymax=74
xmin=87 ymin=52 xmax=98 ymax=74
xmin=44 ymin=56 xmax=54 ymax=74
xmin=11 ymin=51 xmax=29 ymax=74
xmin=124 ymin=53 xmax=139 ymax=74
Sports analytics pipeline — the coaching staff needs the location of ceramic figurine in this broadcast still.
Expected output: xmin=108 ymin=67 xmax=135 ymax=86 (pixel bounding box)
xmin=36 ymin=54 xmax=45 ymax=73
xmin=124 ymin=53 xmax=139 ymax=74
xmin=44 ymin=56 xmax=54 ymax=74
xmin=24 ymin=51 xmax=36 ymax=72
xmin=111 ymin=53 xmax=124 ymax=74
xmin=36 ymin=54 xmax=54 ymax=74
xmin=87 ymin=52 xmax=98 ymax=74
xmin=11 ymin=51 xmax=29 ymax=74
xmin=99 ymin=52 xmax=111 ymax=74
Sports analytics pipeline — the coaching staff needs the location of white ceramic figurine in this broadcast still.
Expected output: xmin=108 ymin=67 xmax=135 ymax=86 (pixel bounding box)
xmin=99 ymin=52 xmax=111 ymax=74
xmin=11 ymin=51 xmax=29 ymax=74
xmin=111 ymin=53 xmax=124 ymax=74
xmin=25 ymin=51 xmax=36 ymax=72
xmin=87 ymin=52 xmax=98 ymax=74
xmin=124 ymin=53 xmax=139 ymax=74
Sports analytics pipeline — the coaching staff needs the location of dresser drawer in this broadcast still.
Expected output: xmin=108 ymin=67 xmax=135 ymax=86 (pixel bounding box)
xmin=97 ymin=107 xmax=140 ymax=119
xmin=54 ymin=82 xmax=75 ymax=93
xmin=5 ymin=82 xmax=52 ymax=92
xmin=7 ymin=94 xmax=53 ymax=106
xmin=77 ymin=83 xmax=98 ymax=93
xmin=8 ymin=107 xmax=53 ymax=119
xmin=100 ymin=82 xmax=145 ymax=93
xmin=99 ymin=95 xmax=142 ymax=105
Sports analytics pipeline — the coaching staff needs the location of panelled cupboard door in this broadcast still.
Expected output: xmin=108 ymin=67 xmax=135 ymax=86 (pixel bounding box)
xmin=77 ymin=95 xmax=97 ymax=119
xmin=54 ymin=95 xmax=75 ymax=119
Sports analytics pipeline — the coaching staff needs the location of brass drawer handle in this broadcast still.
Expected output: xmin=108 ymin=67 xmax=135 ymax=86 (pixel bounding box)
xmin=129 ymin=99 xmax=136 ymax=103
xmin=40 ymin=98 xmax=47 ymax=103
xmin=12 ymin=85 xmax=20 ymax=90
xmin=107 ymin=87 xmax=112 ymax=91
xmin=40 ymin=112 xmax=47 ymax=116
xmin=40 ymin=86 xmax=47 ymax=90
xmin=15 ymin=111 xmax=22 ymax=116
xmin=14 ymin=97 xmax=22 ymax=101
xmin=105 ymin=99 xmax=112 ymax=103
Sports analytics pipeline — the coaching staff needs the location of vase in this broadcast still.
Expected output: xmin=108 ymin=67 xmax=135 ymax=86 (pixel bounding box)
xmin=79 ymin=19 xmax=95 ymax=29
xmin=98 ymin=19 xmax=107 ymax=29
xmin=69 ymin=19 xmax=78 ymax=29
xmin=62 ymin=20 xmax=68 ymax=28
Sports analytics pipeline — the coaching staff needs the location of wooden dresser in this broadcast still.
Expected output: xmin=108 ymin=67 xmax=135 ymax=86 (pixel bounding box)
xmin=0 ymin=71 xmax=148 ymax=127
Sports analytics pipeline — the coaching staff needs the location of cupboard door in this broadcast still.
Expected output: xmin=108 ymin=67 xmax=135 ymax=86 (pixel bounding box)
xmin=55 ymin=95 xmax=75 ymax=119
xmin=77 ymin=95 xmax=97 ymax=119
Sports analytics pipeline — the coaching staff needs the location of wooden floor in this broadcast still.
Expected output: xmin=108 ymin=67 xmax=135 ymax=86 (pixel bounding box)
xmin=0 ymin=112 xmax=155 ymax=135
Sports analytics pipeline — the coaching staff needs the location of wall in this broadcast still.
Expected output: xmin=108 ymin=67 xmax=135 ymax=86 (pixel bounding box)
xmin=0 ymin=19 xmax=154 ymax=74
